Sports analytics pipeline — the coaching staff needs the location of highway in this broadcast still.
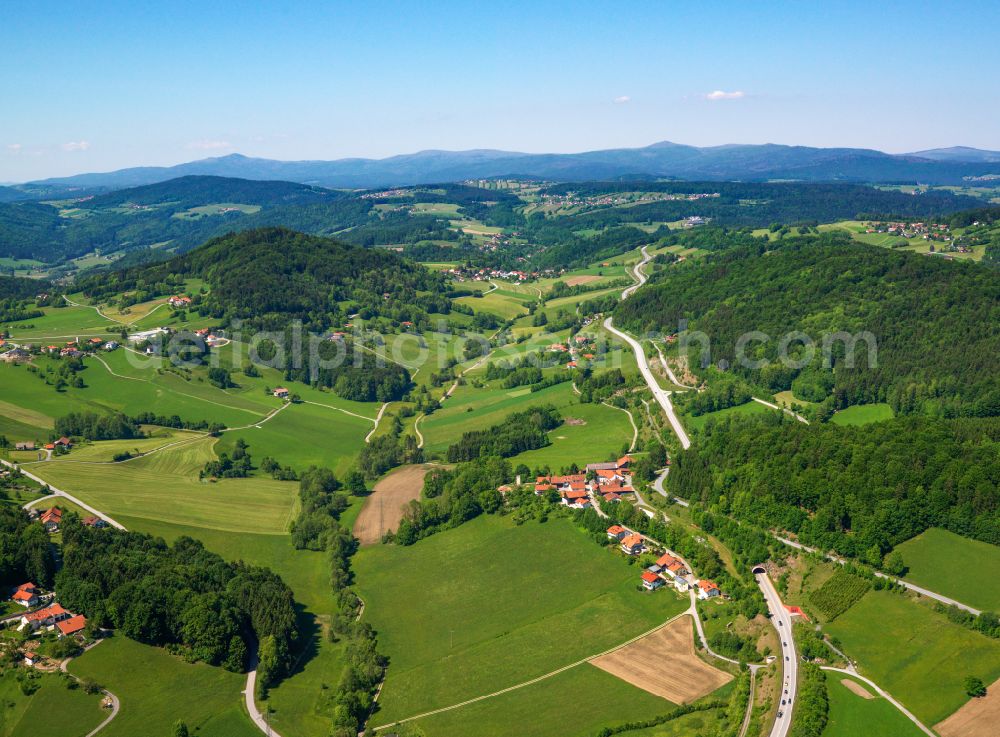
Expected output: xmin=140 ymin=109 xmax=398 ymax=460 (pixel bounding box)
xmin=754 ymin=569 xmax=797 ymax=737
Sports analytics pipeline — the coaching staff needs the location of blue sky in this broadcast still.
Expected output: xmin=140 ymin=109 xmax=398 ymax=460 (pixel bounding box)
xmin=2 ymin=0 xmax=999 ymax=180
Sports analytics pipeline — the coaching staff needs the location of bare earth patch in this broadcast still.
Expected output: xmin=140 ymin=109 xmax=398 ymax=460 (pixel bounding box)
xmin=353 ymin=464 xmax=433 ymax=545
xmin=564 ymin=417 xmax=587 ymax=426
xmin=565 ymin=274 xmax=601 ymax=286
xmin=840 ymin=678 xmax=874 ymax=699
xmin=590 ymin=616 xmax=732 ymax=703
xmin=935 ymin=677 xmax=1000 ymax=737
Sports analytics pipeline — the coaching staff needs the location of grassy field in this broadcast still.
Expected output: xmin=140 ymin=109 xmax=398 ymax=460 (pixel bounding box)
xmin=216 ymin=400 xmax=371 ymax=475
xmin=684 ymin=400 xmax=769 ymax=432
xmin=894 ymin=528 xmax=1000 ymax=612
xmin=823 ymin=672 xmax=925 ymax=737
xmin=455 ymin=290 xmax=530 ymax=320
xmin=354 ymin=515 xmax=692 ymax=726
xmin=829 ymin=403 xmax=894 ymax=425
xmin=825 ymin=590 xmax=1000 ymax=725
xmin=69 ymin=636 xmax=257 ymax=737
xmin=395 ymin=665 xmax=701 ymax=737
xmin=110 ymin=513 xmax=352 ymax=737
xmin=419 ymin=380 xmax=632 ymax=467
xmin=27 ymin=437 xmax=298 ymax=534
xmin=0 ymin=670 xmax=106 ymax=737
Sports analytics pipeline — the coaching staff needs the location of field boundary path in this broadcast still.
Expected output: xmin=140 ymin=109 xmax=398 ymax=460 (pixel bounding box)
xmin=369 ymin=610 xmax=690 ymax=732
xmin=365 ymin=403 xmax=389 ymax=443
xmin=773 ymin=534 xmax=981 ymax=615
xmin=60 ymin=638 xmax=121 ymax=737
xmin=819 ymin=667 xmax=935 ymax=737
xmin=751 ymin=397 xmax=809 ymax=424
xmin=601 ymin=401 xmax=638 ymax=452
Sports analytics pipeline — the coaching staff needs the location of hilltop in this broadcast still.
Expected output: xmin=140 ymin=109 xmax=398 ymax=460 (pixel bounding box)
xmin=19 ymin=141 xmax=1000 ymax=192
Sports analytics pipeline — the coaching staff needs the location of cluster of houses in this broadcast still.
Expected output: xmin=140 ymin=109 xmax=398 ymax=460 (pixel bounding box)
xmin=0 ymin=338 xmax=118 ymax=363
xmin=535 ymin=455 xmax=636 ymax=507
xmin=26 ymin=506 xmax=109 ymax=533
xmin=168 ymin=295 xmax=192 ymax=308
xmin=539 ymin=191 xmax=720 ymax=211
xmin=605 ymin=525 xmax=722 ymax=599
xmin=446 ymin=266 xmax=534 ymax=282
xmin=547 ymin=332 xmax=598 ymax=369
xmin=8 ymin=584 xmax=88 ymax=641
xmin=865 ymin=221 xmax=952 ymax=241
xmin=14 ymin=438 xmax=73 ymax=459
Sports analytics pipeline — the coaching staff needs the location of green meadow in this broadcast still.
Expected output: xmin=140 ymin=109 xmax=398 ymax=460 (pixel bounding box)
xmin=894 ymin=528 xmax=1000 ymax=611
xmin=353 ymin=515 xmax=691 ymax=725
xmin=825 ymin=590 xmax=1000 ymax=725
xmin=69 ymin=637 xmax=257 ymax=737
xmin=822 ymin=672 xmax=925 ymax=737
xmin=830 ymin=403 xmax=895 ymax=426
xmin=0 ymin=670 xmax=105 ymax=737
xmin=684 ymin=400 xmax=769 ymax=432
xmin=28 ymin=437 xmax=298 ymax=534
xmin=399 ymin=665 xmax=695 ymax=737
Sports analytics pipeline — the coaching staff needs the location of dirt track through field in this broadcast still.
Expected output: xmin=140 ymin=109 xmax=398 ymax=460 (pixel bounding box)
xmin=590 ymin=615 xmax=732 ymax=703
xmin=935 ymin=676 xmax=1000 ymax=737
xmin=353 ymin=465 xmax=433 ymax=544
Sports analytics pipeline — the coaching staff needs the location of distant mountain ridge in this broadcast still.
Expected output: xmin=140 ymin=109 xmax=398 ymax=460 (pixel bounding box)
xmin=21 ymin=142 xmax=1000 ymax=192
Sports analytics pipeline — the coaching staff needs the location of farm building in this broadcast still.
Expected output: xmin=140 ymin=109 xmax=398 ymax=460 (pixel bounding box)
xmin=20 ymin=603 xmax=70 ymax=631
xmin=39 ymin=507 xmax=63 ymax=532
xmin=273 ymin=387 xmax=290 ymax=399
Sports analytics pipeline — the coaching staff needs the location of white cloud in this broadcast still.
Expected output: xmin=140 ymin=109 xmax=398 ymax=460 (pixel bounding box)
xmin=613 ymin=95 xmax=631 ymax=104
xmin=704 ymin=90 xmax=745 ymax=101
xmin=61 ymin=140 xmax=91 ymax=151
xmin=6 ymin=143 xmax=21 ymax=153
xmin=187 ymin=139 xmax=232 ymax=150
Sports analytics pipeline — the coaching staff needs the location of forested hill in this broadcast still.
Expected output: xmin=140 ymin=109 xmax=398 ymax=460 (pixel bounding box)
xmin=76 ymin=227 xmax=449 ymax=331
xmin=78 ymin=174 xmax=340 ymax=208
xmin=0 ymin=274 xmax=51 ymax=300
xmin=670 ymin=413 xmax=1000 ymax=558
xmin=615 ymin=234 xmax=1000 ymax=418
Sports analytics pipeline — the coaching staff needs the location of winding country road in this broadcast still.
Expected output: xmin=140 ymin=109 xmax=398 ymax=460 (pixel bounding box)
xmin=604 ymin=245 xmax=691 ymax=449
xmin=773 ymin=534 xmax=981 ymax=615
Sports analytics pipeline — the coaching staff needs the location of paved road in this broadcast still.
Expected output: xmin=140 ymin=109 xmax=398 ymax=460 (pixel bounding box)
xmin=243 ymin=646 xmax=284 ymax=737
xmin=604 ymin=246 xmax=691 ymax=450
xmin=3 ymin=460 xmax=125 ymax=529
xmin=605 ymin=316 xmax=691 ymax=450
xmin=754 ymin=569 xmax=797 ymax=737
xmin=61 ymin=639 xmax=121 ymax=737
xmin=774 ymin=534 xmax=981 ymax=615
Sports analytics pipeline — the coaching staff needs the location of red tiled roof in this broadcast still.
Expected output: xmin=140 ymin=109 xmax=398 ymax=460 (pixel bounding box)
xmin=16 ymin=583 xmax=37 ymax=592
xmin=25 ymin=603 xmax=67 ymax=622
xmin=12 ymin=590 xmax=34 ymax=602
xmin=56 ymin=614 xmax=86 ymax=636
xmin=698 ymin=580 xmax=719 ymax=592
xmin=563 ymin=489 xmax=588 ymax=500
xmin=621 ymin=533 xmax=644 ymax=548
xmin=607 ymin=525 xmax=625 ymax=535
xmin=641 ymin=571 xmax=661 ymax=584
xmin=656 ymin=554 xmax=678 ymax=567
xmin=616 ymin=455 xmax=632 ymax=468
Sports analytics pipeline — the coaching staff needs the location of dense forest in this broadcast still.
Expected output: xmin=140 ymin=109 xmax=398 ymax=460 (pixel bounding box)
xmin=57 ymin=521 xmax=299 ymax=690
xmin=77 ymin=227 xmax=449 ymax=333
xmin=0 ymin=507 xmax=57 ymax=588
xmin=616 ymin=233 xmax=1000 ymax=418
xmin=669 ymin=413 xmax=1000 ymax=559
xmin=445 ymin=405 xmax=562 ymax=462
